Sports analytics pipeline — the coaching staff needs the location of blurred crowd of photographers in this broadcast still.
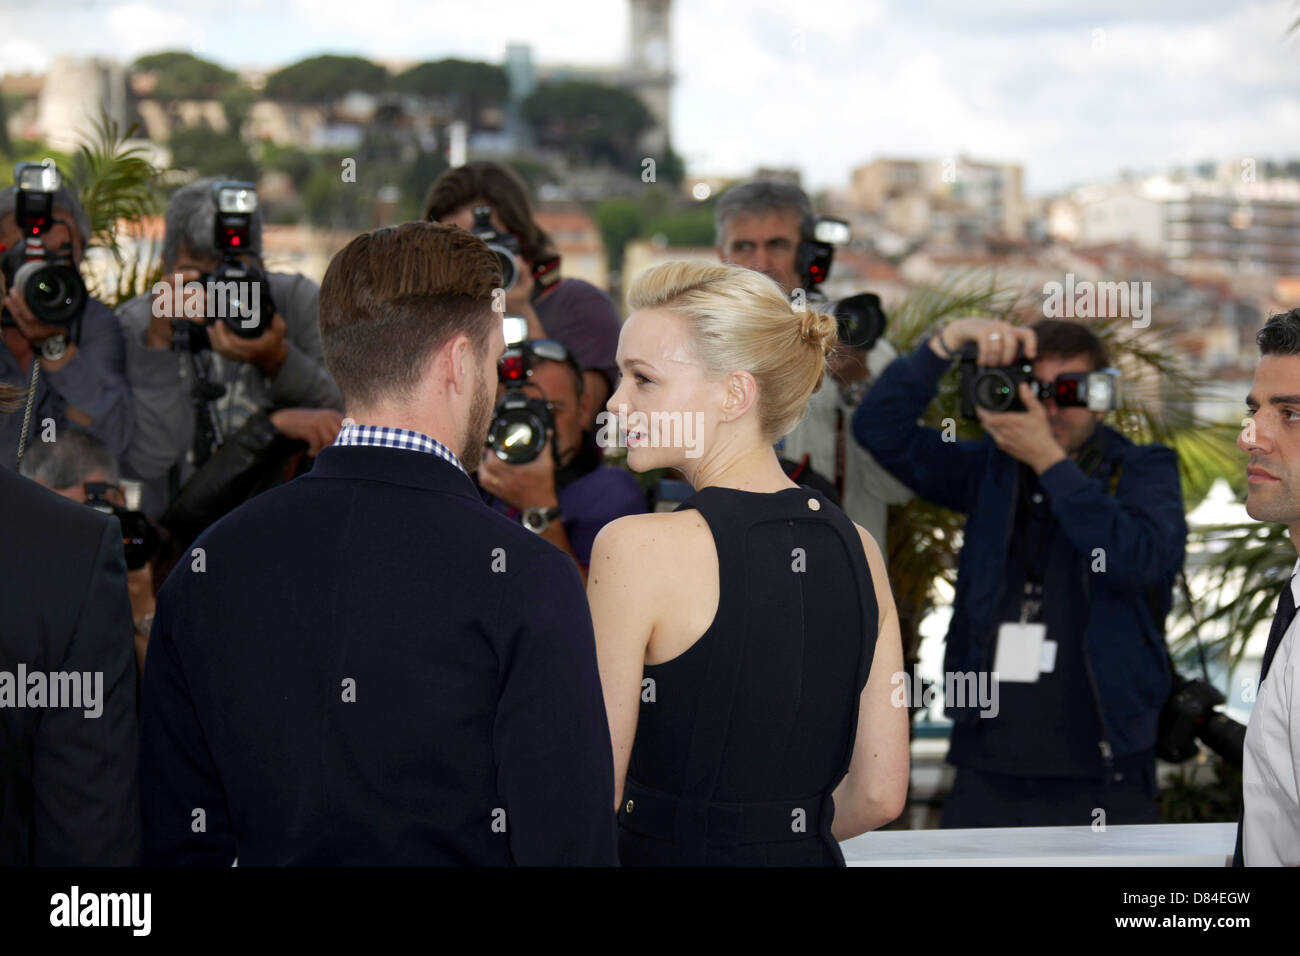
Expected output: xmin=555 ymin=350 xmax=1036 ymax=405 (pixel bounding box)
xmin=2 ymin=153 xmax=1264 ymax=843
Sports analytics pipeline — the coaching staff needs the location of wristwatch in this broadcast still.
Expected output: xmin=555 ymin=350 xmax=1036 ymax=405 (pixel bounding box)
xmin=521 ymin=505 xmax=561 ymax=534
xmin=39 ymin=334 xmax=68 ymax=361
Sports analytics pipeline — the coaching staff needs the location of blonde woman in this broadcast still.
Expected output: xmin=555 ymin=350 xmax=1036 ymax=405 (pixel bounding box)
xmin=588 ymin=262 xmax=908 ymax=866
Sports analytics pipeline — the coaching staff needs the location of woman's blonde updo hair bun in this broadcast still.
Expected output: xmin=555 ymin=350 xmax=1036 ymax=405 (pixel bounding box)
xmin=799 ymin=309 xmax=839 ymax=356
xmin=626 ymin=260 xmax=836 ymax=440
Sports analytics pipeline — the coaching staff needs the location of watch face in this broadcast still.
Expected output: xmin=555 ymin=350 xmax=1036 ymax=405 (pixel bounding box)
xmin=523 ymin=507 xmax=557 ymax=532
xmin=41 ymin=335 xmax=68 ymax=359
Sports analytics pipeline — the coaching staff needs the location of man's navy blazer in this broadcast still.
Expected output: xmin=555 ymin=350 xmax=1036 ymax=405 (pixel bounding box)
xmin=0 ymin=465 xmax=139 ymax=865
xmin=139 ymin=443 xmax=617 ymax=865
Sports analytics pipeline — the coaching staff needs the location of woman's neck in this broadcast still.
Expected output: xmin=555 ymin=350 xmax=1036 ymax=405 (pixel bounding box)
xmin=681 ymin=442 xmax=797 ymax=494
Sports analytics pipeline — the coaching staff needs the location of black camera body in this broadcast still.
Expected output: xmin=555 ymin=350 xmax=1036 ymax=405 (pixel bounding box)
xmin=795 ymin=216 xmax=850 ymax=291
xmin=958 ymin=343 xmax=1120 ymax=420
xmin=832 ymin=292 xmax=886 ymax=352
xmin=1157 ymin=673 xmax=1246 ymax=767
xmin=0 ymin=162 xmax=88 ymax=327
xmin=200 ymin=181 xmax=275 ymax=340
xmin=471 ymin=205 xmax=521 ymax=292
xmin=84 ymin=481 xmax=159 ymax=571
xmin=486 ymin=346 xmax=554 ymax=465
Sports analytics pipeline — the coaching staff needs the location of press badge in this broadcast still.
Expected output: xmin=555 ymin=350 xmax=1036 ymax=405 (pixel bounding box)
xmin=994 ymin=622 xmax=1046 ymax=683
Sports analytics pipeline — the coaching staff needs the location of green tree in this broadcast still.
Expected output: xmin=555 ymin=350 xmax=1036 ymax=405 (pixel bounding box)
xmin=264 ymin=55 xmax=388 ymax=103
xmin=300 ymin=163 xmax=367 ymax=230
xmin=219 ymin=86 xmax=256 ymax=136
xmin=591 ymin=197 xmax=649 ymax=274
xmin=659 ymin=142 xmax=686 ymax=188
xmin=392 ymin=59 xmax=508 ymax=128
xmin=168 ymin=125 xmax=257 ymax=182
xmin=644 ymin=202 xmax=715 ymax=246
xmin=259 ymin=144 xmax=317 ymax=185
xmin=522 ymin=81 xmax=653 ymax=170
xmin=131 ymin=51 xmax=238 ymax=100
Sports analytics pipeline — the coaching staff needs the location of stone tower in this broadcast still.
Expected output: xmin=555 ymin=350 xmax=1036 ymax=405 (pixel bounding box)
xmin=626 ymin=0 xmax=673 ymax=156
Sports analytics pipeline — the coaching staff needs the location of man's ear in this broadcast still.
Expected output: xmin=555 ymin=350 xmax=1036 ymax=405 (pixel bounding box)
xmin=445 ymin=335 xmax=473 ymax=396
xmin=719 ymin=370 xmax=758 ymax=423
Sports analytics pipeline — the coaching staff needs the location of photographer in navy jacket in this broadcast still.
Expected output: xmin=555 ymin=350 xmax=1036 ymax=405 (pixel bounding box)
xmin=854 ymin=317 xmax=1186 ymax=827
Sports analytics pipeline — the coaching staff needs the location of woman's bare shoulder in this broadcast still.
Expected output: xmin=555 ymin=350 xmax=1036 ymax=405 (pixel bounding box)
xmin=592 ymin=509 xmax=709 ymax=559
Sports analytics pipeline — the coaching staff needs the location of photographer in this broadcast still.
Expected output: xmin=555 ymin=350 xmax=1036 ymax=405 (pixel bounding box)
xmin=424 ymin=161 xmax=621 ymax=423
xmin=476 ymin=339 xmax=645 ymax=581
xmin=854 ymin=317 xmax=1187 ymax=827
xmin=19 ymin=429 xmax=158 ymax=675
xmin=0 ymin=173 xmax=133 ymax=469
xmin=715 ymin=179 xmax=910 ymax=545
xmin=116 ymin=177 xmax=343 ymax=517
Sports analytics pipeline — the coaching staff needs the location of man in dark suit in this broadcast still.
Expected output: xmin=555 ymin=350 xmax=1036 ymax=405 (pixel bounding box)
xmin=139 ymin=222 xmax=617 ymax=865
xmin=0 ymin=395 xmax=140 ymax=864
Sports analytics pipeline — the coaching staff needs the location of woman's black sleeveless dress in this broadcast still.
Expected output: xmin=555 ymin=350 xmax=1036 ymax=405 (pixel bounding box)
xmin=617 ymin=485 xmax=879 ymax=866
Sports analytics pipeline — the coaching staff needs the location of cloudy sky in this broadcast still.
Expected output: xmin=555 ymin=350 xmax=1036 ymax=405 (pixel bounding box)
xmin=2 ymin=0 xmax=1298 ymax=195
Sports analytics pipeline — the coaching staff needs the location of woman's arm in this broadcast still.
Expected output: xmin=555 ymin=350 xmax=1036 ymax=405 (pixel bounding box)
xmin=587 ymin=515 xmax=661 ymax=809
xmin=831 ymin=526 xmax=910 ymax=842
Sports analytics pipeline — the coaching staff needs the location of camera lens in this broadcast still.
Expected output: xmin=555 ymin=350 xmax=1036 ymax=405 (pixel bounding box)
xmin=489 ymin=245 xmax=518 ymax=291
xmin=973 ymin=370 xmax=1017 ymax=411
xmin=15 ymin=261 xmax=86 ymax=326
xmin=487 ymin=394 xmax=551 ymax=464
xmin=832 ymin=293 xmax=885 ymax=351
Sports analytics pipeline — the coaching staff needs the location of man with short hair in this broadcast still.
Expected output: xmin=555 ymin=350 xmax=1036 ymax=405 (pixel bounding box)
xmin=476 ymin=338 xmax=645 ymax=581
xmin=139 ymin=221 xmax=617 ymax=865
xmin=856 ymin=317 xmax=1187 ymax=827
xmin=1236 ymin=307 xmax=1300 ymax=865
xmin=117 ymin=176 xmax=343 ymax=517
xmin=715 ymin=178 xmax=910 ymax=546
xmin=0 ymin=181 xmax=133 ymax=468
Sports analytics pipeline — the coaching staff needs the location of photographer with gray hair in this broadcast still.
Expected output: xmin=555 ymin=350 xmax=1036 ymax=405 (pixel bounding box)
xmin=20 ymin=428 xmax=159 ymax=674
xmin=117 ymin=176 xmax=343 ymax=517
xmin=1 ymin=177 xmax=133 ymax=469
xmin=714 ymin=178 xmax=911 ymax=547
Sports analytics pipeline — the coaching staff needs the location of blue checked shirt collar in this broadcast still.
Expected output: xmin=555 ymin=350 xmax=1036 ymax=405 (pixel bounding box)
xmin=332 ymin=421 xmax=467 ymax=476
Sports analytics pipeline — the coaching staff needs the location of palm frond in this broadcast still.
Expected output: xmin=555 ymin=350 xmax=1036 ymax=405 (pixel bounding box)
xmin=69 ymin=113 xmax=161 ymax=266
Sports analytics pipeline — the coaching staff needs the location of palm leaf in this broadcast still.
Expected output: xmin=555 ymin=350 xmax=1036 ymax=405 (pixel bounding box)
xmin=69 ymin=113 xmax=161 ymax=266
xmin=65 ymin=112 xmax=165 ymax=309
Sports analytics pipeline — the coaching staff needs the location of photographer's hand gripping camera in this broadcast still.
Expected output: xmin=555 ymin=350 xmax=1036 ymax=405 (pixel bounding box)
xmin=957 ymin=343 xmax=1120 ymax=420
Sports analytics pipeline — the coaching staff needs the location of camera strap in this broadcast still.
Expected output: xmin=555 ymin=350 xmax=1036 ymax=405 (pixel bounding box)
xmin=530 ymin=256 xmax=562 ymax=303
xmin=13 ymin=356 xmax=41 ymax=467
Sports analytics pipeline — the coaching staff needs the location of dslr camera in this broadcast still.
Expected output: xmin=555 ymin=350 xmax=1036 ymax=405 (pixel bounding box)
xmin=958 ymin=343 xmax=1119 ymax=420
xmin=1156 ymin=673 xmax=1246 ymax=767
xmin=0 ymin=161 xmax=88 ymax=327
xmin=171 ymin=181 xmax=276 ymax=352
xmin=795 ymin=217 xmax=887 ymax=352
xmin=470 ymin=205 xmax=521 ymax=292
xmin=486 ymin=343 xmax=556 ymax=465
xmin=84 ymin=481 xmax=159 ymax=571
